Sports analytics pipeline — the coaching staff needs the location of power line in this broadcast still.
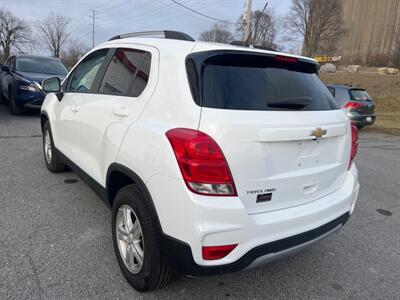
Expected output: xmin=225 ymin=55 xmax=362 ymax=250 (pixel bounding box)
xmin=94 ymin=0 xmax=134 ymax=24
xmin=169 ymin=0 xmax=234 ymax=24
xmin=134 ymin=0 xmax=220 ymax=32
xmin=67 ymin=0 xmax=129 ymax=43
xmin=96 ymin=0 xmax=218 ymax=42
xmin=99 ymin=3 xmax=168 ymax=27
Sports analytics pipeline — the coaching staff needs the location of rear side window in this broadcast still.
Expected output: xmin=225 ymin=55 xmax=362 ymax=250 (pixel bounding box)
xmin=349 ymin=89 xmax=371 ymax=101
xmin=99 ymin=48 xmax=151 ymax=97
xmin=188 ymin=52 xmax=339 ymax=111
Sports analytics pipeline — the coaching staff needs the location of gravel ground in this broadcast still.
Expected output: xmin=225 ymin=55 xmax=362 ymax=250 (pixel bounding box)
xmin=0 ymin=105 xmax=399 ymax=300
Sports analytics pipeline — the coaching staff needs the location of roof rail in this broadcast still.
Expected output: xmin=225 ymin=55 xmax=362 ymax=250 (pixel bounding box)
xmin=108 ymin=30 xmax=195 ymax=42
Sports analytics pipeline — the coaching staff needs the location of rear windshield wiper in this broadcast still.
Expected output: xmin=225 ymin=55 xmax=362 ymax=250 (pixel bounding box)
xmin=267 ymin=97 xmax=312 ymax=110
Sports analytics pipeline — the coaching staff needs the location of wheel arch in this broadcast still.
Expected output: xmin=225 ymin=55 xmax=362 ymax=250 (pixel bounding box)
xmin=106 ymin=163 xmax=162 ymax=231
xmin=40 ymin=111 xmax=49 ymax=132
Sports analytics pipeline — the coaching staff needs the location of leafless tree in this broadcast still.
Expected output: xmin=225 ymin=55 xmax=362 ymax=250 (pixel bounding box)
xmin=198 ymin=23 xmax=234 ymax=44
xmin=236 ymin=8 xmax=281 ymax=49
xmin=37 ymin=12 xmax=70 ymax=58
xmin=285 ymin=0 xmax=345 ymax=58
xmin=0 ymin=8 xmax=31 ymax=61
xmin=391 ymin=34 xmax=400 ymax=67
xmin=61 ymin=38 xmax=88 ymax=68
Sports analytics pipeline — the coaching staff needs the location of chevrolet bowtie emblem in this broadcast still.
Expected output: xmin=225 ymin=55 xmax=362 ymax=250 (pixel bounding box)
xmin=310 ymin=128 xmax=327 ymax=139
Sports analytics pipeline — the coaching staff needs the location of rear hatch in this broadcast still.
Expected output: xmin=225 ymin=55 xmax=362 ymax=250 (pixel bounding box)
xmin=348 ymin=88 xmax=375 ymax=115
xmin=186 ymin=50 xmax=351 ymax=214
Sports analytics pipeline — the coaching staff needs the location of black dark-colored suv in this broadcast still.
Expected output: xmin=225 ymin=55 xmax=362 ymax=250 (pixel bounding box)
xmin=326 ymin=84 xmax=376 ymax=129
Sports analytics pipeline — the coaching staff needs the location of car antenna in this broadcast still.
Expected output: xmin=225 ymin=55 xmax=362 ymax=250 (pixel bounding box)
xmin=245 ymin=1 xmax=268 ymax=47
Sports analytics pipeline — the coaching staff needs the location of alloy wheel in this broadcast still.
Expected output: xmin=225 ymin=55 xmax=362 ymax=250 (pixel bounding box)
xmin=116 ymin=205 xmax=145 ymax=274
xmin=44 ymin=130 xmax=52 ymax=164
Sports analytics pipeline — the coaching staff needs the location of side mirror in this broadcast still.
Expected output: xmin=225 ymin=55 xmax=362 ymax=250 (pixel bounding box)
xmin=1 ymin=65 xmax=10 ymax=73
xmin=42 ymin=77 xmax=61 ymax=93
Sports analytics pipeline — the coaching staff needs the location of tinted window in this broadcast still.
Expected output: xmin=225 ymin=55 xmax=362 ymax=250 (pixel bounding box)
xmin=335 ymin=88 xmax=351 ymax=106
xmin=69 ymin=49 xmax=108 ymax=92
xmin=327 ymin=87 xmax=335 ymax=96
xmin=16 ymin=57 xmax=68 ymax=75
xmin=130 ymin=53 xmax=151 ymax=97
xmin=99 ymin=48 xmax=150 ymax=97
xmin=200 ymin=55 xmax=339 ymax=111
xmin=4 ymin=57 xmax=12 ymax=67
xmin=349 ymin=89 xmax=371 ymax=101
xmin=7 ymin=57 xmax=15 ymax=69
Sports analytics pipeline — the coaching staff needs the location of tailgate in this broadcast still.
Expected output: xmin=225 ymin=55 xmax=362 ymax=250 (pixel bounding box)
xmin=199 ymin=109 xmax=350 ymax=214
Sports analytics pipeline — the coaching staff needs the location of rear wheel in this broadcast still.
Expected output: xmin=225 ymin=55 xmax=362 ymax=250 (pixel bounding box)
xmin=112 ymin=184 xmax=174 ymax=292
xmin=43 ymin=121 xmax=68 ymax=172
xmin=9 ymin=89 xmax=22 ymax=115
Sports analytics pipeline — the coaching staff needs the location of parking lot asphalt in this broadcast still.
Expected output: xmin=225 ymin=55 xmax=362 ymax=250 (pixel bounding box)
xmin=0 ymin=104 xmax=399 ymax=300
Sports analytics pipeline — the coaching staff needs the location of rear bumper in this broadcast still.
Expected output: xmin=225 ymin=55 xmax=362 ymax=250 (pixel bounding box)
xmin=348 ymin=114 xmax=376 ymax=126
xmin=161 ymin=212 xmax=350 ymax=276
xmin=148 ymin=164 xmax=359 ymax=276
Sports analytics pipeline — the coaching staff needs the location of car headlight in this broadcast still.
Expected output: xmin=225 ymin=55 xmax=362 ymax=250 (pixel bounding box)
xmin=19 ymin=83 xmax=37 ymax=92
xmin=33 ymin=81 xmax=42 ymax=90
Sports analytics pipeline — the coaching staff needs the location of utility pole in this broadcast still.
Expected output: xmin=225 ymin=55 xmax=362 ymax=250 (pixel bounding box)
xmin=90 ymin=9 xmax=97 ymax=48
xmin=244 ymin=0 xmax=252 ymax=43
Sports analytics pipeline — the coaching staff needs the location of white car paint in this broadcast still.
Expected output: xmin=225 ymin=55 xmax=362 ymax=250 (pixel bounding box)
xmin=42 ymin=37 xmax=359 ymax=268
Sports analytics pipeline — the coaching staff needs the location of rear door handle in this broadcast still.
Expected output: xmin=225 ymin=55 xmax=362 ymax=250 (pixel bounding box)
xmin=71 ymin=105 xmax=79 ymax=113
xmin=113 ymin=106 xmax=130 ymax=117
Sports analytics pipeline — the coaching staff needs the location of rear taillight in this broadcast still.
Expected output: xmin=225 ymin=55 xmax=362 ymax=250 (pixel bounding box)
xmin=344 ymin=101 xmax=364 ymax=109
xmin=349 ymin=124 xmax=358 ymax=169
xmin=166 ymin=128 xmax=237 ymax=196
xmin=202 ymin=244 xmax=237 ymax=260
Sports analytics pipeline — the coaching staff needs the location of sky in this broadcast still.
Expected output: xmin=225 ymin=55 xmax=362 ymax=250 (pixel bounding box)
xmin=2 ymin=0 xmax=295 ymax=53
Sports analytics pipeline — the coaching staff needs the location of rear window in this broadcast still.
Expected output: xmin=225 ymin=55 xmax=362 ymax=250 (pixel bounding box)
xmin=187 ymin=52 xmax=339 ymax=111
xmin=349 ymin=89 xmax=371 ymax=101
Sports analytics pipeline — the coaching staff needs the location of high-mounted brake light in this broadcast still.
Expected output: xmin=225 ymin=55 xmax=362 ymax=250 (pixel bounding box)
xmin=344 ymin=101 xmax=364 ymax=109
xmin=202 ymin=244 xmax=237 ymax=260
xmin=166 ymin=128 xmax=237 ymax=196
xmin=349 ymin=124 xmax=358 ymax=169
xmin=273 ymin=55 xmax=298 ymax=63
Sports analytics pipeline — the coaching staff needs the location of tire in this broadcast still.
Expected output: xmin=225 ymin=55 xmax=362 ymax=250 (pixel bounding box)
xmin=356 ymin=125 xmax=364 ymax=130
xmin=42 ymin=121 xmax=68 ymax=172
xmin=9 ymin=88 xmax=22 ymax=115
xmin=112 ymin=184 xmax=174 ymax=292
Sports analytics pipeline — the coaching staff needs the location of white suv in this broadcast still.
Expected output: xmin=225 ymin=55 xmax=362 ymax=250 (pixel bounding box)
xmin=40 ymin=31 xmax=360 ymax=292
